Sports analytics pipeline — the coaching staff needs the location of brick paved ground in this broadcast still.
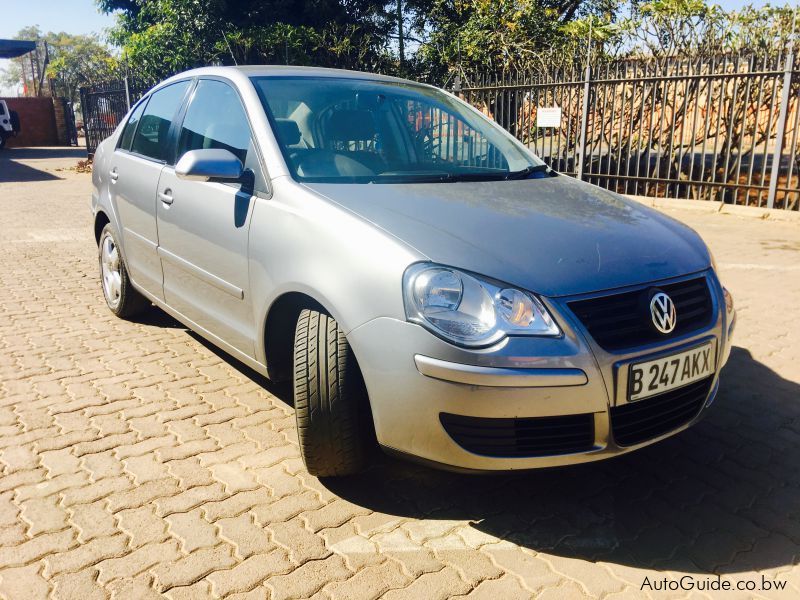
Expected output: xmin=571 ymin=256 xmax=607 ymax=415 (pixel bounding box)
xmin=1 ymin=147 xmax=799 ymax=599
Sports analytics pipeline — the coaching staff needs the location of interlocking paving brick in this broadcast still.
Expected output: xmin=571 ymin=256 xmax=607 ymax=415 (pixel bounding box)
xmin=2 ymin=152 xmax=800 ymax=599
xmin=211 ymin=460 xmax=260 ymax=494
xmin=79 ymin=451 xmax=125 ymax=481
xmin=0 ymin=563 xmax=51 ymax=600
xmin=68 ymin=500 xmax=118 ymax=542
xmin=39 ymin=448 xmax=81 ymax=477
xmin=122 ymin=452 xmax=172 ymax=485
xmin=43 ymin=534 xmax=129 ymax=577
xmin=216 ymin=512 xmax=275 ymax=559
xmin=202 ymin=487 xmax=272 ymax=521
xmin=0 ymin=444 xmax=39 ymax=472
xmin=0 ymin=529 xmax=76 ymax=569
xmin=207 ymin=549 xmax=294 ymax=596
xmin=115 ymin=505 xmax=169 ymax=548
xmin=60 ymin=475 xmax=131 ymax=506
xmin=0 ymin=522 xmax=28 ymax=546
xmin=151 ymin=543 xmax=237 ymax=592
xmin=20 ymin=495 xmax=70 ymax=535
xmin=165 ymin=508 xmax=219 ymax=553
xmin=265 ymin=553 xmax=352 ymax=600
xmin=382 ymin=565 xmax=473 ymax=600
xmin=372 ymin=527 xmax=444 ymax=577
xmin=106 ymin=477 xmax=182 ymax=512
xmin=95 ymin=540 xmax=182 ymax=584
xmin=269 ymin=518 xmax=331 ymax=564
xmin=453 ymin=574 xmax=533 ymax=599
xmin=321 ymin=522 xmax=385 ymax=570
xmin=163 ymin=580 xmax=214 ymax=600
xmin=106 ymin=573 xmax=163 ymax=600
xmin=156 ymin=482 xmax=229 ymax=516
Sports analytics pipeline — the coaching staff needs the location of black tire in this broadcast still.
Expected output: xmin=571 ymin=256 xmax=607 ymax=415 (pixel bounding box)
xmin=9 ymin=111 xmax=20 ymax=134
xmin=293 ymin=309 xmax=370 ymax=477
xmin=0 ymin=133 xmax=6 ymax=150
xmin=98 ymin=224 xmax=150 ymax=319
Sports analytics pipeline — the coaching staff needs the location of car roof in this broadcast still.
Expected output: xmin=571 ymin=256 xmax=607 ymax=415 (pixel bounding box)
xmin=154 ymin=65 xmax=432 ymax=93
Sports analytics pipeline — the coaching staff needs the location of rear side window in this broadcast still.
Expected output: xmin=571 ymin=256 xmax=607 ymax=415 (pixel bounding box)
xmin=118 ymin=100 xmax=147 ymax=151
xmin=0 ymin=102 xmax=5 ymax=116
xmin=130 ymin=80 xmax=191 ymax=162
xmin=177 ymin=79 xmax=251 ymax=163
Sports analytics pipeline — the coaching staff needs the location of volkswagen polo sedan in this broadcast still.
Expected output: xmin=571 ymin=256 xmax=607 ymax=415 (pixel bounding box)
xmin=91 ymin=66 xmax=736 ymax=476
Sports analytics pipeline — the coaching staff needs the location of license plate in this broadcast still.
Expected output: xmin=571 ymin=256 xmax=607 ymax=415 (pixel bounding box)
xmin=628 ymin=341 xmax=716 ymax=402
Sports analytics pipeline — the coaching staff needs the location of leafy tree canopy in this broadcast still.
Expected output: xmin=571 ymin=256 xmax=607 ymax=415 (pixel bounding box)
xmin=97 ymin=0 xmax=398 ymax=81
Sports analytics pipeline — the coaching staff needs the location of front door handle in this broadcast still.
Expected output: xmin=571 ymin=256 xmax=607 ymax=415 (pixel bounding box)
xmin=109 ymin=168 xmax=119 ymax=182
xmin=159 ymin=190 xmax=174 ymax=205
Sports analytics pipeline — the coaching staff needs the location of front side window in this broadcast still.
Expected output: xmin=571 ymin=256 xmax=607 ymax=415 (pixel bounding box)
xmin=177 ymin=79 xmax=252 ymax=164
xmin=252 ymin=76 xmax=543 ymax=183
xmin=130 ymin=80 xmax=191 ymax=162
xmin=118 ymin=99 xmax=147 ymax=151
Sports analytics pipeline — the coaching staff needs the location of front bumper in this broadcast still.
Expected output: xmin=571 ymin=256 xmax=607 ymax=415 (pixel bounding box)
xmin=347 ymin=270 xmax=734 ymax=471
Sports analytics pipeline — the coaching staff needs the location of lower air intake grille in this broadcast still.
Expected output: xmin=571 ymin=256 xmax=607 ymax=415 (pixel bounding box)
xmin=439 ymin=412 xmax=595 ymax=458
xmin=611 ymin=376 xmax=713 ymax=446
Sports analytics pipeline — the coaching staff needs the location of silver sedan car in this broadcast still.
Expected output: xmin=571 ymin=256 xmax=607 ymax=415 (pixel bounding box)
xmin=91 ymin=66 xmax=736 ymax=476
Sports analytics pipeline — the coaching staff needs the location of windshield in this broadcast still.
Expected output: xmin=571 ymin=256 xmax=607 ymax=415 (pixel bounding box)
xmin=251 ymin=76 xmax=545 ymax=184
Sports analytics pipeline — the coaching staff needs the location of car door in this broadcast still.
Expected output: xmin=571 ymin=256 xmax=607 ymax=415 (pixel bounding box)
xmin=156 ymin=78 xmax=268 ymax=357
xmin=108 ymin=80 xmax=192 ymax=300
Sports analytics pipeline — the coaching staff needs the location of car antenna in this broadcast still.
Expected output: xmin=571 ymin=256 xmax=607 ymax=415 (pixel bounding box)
xmin=221 ymin=29 xmax=238 ymax=66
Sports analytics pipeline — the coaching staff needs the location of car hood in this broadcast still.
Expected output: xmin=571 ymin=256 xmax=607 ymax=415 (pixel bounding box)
xmin=304 ymin=176 xmax=711 ymax=297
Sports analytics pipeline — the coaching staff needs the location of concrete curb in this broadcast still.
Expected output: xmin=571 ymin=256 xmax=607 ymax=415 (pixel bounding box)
xmin=626 ymin=195 xmax=800 ymax=223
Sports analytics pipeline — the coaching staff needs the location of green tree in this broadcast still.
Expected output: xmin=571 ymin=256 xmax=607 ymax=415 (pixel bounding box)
xmin=98 ymin=0 xmax=397 ymax=81
xmin=47 ymin=33 xmax=119 ymax=104
xmin=406 ymin=0 xmax=618 ymax=80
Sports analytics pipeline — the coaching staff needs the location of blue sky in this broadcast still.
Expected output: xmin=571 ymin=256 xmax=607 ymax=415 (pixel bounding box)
xmin=0 ymin=0 xmax=116 ymax=40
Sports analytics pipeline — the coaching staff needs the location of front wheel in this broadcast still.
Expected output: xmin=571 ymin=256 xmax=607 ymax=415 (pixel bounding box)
xmin=98 ymin=224 xmax=150 ymax=318
xmin=0 ymin=133 xmax=7 ymax=150
xmin=293 ymin=309 xmax=371 ymax=477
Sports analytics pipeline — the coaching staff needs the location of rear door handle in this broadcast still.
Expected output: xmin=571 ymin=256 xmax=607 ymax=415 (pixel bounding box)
xmin=159 ymin=190 xmax=174 ymax=205
xmin=109 ymin=168 xmax=119 ymax=182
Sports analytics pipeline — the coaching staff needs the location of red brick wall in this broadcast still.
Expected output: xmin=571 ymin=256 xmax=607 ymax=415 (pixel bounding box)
xmin=1 ymin=97 xmax=59 ymax=147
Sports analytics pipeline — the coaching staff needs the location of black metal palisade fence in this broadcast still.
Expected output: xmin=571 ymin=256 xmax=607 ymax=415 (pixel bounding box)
xmin=80 ymin=48 xmax=800 ymax=210
xmin=79 ymin=79 xmax=151 ymax=159
xmin=457 ymin=49 xmax=800 ymax=210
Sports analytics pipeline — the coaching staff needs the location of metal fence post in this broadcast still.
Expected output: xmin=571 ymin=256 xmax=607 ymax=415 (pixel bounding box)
xmin=576 ymin=63 xmax=591 ymax=180
xmin=766 ymin=48 xmax=794 ymax=209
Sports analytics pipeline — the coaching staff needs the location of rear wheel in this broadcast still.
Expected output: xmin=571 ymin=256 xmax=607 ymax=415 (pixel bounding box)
xmin=0 ymin=132 xmax=7 ymax=150
xmin=293 ymin=309 xmax=370 ymax=477
xmin=98 ymin=224 xmax=150 ymax=318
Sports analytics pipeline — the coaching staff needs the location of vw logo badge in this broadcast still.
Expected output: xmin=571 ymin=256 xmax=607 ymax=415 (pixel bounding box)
xmin=650 ymin=292 xmax=677 ymax=334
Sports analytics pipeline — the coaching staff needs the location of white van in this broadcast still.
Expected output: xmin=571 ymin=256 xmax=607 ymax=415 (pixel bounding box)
xmin=0 ymin=100 xmax=20 ymax=149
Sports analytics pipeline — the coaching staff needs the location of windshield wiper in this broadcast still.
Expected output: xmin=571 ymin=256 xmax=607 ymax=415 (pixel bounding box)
xmin=504 ymin=164 xmax=553 ymax=180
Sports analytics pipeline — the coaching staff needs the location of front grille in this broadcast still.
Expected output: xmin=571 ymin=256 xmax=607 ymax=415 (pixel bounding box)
xmin=568 ymin=277 xmax=713 ymax=352
xmin=610 ymin=377 xmax=713 ymax=446
xmin=439 ymin=412 xmax=595 ymax=458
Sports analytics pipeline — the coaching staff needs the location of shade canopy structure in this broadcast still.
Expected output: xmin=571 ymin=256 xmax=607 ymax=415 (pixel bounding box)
xmin=0 ymin=39 xmax=36 ymax=59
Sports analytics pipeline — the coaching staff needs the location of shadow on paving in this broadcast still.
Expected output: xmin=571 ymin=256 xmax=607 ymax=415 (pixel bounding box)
xmin=322 ymin=346 xmax=800 ymax=575
xmin=133 ymin=301 xmax=798 ymax=574
xmin=0 ymin=147 xmax=86 ymax=183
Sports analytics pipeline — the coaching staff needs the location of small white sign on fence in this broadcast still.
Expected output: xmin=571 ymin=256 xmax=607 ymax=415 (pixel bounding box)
xmin=537 ymin=106 xmax=562 ymax=128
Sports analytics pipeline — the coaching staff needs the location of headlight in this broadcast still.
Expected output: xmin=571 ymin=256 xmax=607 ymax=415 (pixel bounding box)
xmin=403 ymin=263 xmax=560 ymax=347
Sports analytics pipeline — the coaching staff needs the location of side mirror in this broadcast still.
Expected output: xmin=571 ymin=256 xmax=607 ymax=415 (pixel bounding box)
xmin=175 ymin=149 xmax=243 ymax=182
